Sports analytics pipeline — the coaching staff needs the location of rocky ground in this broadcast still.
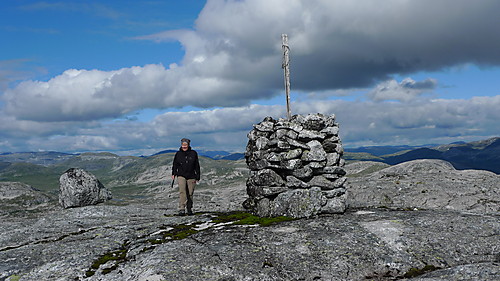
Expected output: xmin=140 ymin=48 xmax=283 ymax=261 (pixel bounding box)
xmin=0 ymin=159 xmax=499 ymax=281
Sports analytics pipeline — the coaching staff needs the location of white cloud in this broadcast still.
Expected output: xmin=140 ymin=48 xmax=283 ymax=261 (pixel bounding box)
xmin=2 ymin=92 xmax=499 ymax=154
xmin=6 ymin=0 xmax=500 ymax=123
xmin=2 ymin=0 xmax=500 ymax=153
xmin=368 ymin=78 xmax=438 ymax=102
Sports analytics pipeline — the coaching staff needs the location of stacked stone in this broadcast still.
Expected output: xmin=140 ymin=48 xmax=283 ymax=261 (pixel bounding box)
xmin=243 ymin=113 xmax=347 ymax=218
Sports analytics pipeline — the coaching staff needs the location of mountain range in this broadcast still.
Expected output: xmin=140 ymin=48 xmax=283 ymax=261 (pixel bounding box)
xmin=0 ymin=137 xmax=498 ymax=193
xmin=344 ymin=137 xmax=500 ymax=174
xmin=153 ymin=149 xmax=244 ymax=160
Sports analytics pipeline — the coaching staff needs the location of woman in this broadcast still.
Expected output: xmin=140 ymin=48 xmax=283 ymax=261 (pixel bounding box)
xmin=171 ymin=138 xmax=200 ymax=215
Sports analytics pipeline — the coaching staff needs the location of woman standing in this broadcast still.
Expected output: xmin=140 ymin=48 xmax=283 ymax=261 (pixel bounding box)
xmin=171 ymin=138 xmax=200 ymax=215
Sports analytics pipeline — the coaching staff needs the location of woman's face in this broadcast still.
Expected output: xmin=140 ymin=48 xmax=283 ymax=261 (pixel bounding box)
xmin=181 ymin=142 xmax=189 ymax=151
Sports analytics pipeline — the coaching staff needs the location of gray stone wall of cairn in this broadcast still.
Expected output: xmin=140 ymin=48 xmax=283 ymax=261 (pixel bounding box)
xmin=243 ymin=113 xmax=347 ymax=218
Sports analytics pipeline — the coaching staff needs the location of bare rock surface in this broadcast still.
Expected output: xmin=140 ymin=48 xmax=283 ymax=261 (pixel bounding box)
xmin=0 ymin=182 xmax=52 ymax=217
xmin=347 ymin=159 xmax=500 ymax=214
xmin=0 ymin=201 xmax=498 ymax=281
xmin=1 ymin=158 xmax=499 ymax=280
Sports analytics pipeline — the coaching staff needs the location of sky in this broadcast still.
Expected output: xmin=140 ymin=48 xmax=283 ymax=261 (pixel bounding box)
xmin=1 ymin=0 xmax=500 ymax=155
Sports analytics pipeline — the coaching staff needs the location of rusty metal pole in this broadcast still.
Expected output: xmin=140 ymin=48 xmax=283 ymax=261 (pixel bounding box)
xmin=282 ymin=34 xmax=292 ymax=120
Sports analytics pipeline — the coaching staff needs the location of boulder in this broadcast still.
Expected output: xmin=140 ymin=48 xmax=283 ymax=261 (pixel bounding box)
xmin=59 ymin=168 xmax=112 ymax=208
xmin=254 ymin=187 xmax=323 ymax=217
xmin=247 ymin=169 xmax=284 ymax=187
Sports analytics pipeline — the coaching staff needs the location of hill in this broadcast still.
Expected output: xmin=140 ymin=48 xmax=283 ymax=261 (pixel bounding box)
xmin=345 ymin=137 xmax=500 ymax=174
xmin=153 ymin=149 xmax=244 ymax=160
xmin=0 ymin=152 xmax=248 ymax=197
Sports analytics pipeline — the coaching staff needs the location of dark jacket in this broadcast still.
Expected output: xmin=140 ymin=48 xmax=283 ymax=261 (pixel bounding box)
xmin=172 ymin=147 xmax=200 ymax=180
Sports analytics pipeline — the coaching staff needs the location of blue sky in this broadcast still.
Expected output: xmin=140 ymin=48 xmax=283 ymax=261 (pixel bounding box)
xmin=1 ymin=0 xmax=499 ymax=155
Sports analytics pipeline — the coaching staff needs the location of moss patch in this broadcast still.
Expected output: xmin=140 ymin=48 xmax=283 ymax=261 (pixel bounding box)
xmin=403 ymin=264 xmax=441 ymax=278
xmin=85 ymin=241 xmax=130 ymax=278
xmin=212 ymin=211 xmax=294 ymax=227
xmin=164 ymin=224 xmax=200 ymax=240
xmin=8 ymin=275 xmax=21 ymax=281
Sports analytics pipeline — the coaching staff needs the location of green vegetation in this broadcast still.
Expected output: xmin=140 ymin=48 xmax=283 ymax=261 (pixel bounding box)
xmin=148 ymin=211 xmax=294 ymax=248
xmin=164 ymin=224 xmax=200 ymax=240
xmin=0 ymin=152 xmax=248 ymax=201
xmin=85 ymin=242 xmax=130 ymax=277
xmin=403 ymin=264 xmax=440 ymax=278
xmin=212 ymin=211 xmax=295 ymax=227
xmin=7 ymin=275 xmax=21 ymax=281
xmin=0 ymin=162 xmax=63 ymax=193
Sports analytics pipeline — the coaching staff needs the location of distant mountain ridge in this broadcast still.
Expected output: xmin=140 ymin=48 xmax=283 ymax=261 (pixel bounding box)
xmin=153 ymin=149 xmax=245 ymax=160
xmin=1 ymin=137 xmax=498 ymax=174
xmin=345 ymin=137 xmax=500 ymax=174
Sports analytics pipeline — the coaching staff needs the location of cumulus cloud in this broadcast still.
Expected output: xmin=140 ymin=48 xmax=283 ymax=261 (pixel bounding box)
xmin=2 ymin=0 xmax=500 ymax=153
xmin=4 ymin=0 xmax=500 ymax=123
xmin=368 ymin=78 xmax=438 ymax=102
xmin=2 ymin=92 xmax=499 ymax=154
xmin=2 ymin=64 xmax=268 ymax=121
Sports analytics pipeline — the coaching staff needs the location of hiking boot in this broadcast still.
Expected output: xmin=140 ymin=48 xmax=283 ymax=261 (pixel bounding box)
xmin=178 ymin=210 xmax=185 ymax=216
xmin=187 ymin=210 xmax=194 ymax=216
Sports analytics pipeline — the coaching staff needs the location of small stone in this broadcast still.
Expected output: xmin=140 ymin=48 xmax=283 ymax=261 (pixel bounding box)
xmin=326 ymin=153 xmax=341 ymax=166
xmin=322 ymin=188 xmax=346 ymax=198
xmin=256 ymin=137 xmax=270 ymax=150
xmin=322 ymin=166 xmax=347 ymax=176
xmin=323 ymin=173 xmax=340 ymax=180
xmin=332 ymin=177 xmax=347 ymax=188
xmin=286 ymin=176 xmax=310 ymax=189
xmin=321 ymin=194 xmax=347 ymax=214
xmin=306 ymin=161 xmax=326 ymax=169
xmin=335 ymin=143 xmax=344 ymax=154
xmin=292 ymin=166 xmax=314 ymax=180
xmin=322 ymin=140 xmax=338 ymax=153
xmin=266 ymin=152 xmax=281 ymax=162
xmin=303 ymin=114 xmax=327 ymax=131
xmin=247 ymin=185 xmax=288 ymax=198
xmin=309 ymin=175 xmax=334 ymax=190
xmin=247 ymin=159 xmax=270 ymax=170
xmin=302 ymin=140 xmax=327 ymax=162
xmin=248 ymin=169 xmax=284 ymax=186
xmin=280 ymin=159 xmax=303 ymax=170
xmin=283 ymin=148 xmax=302 ymax=160
xmin=287 ymin=130 xmax=299 ymax=140
xmin=287 ymin=138 xmax=309 ymax=149
xmin=273 ymin=129 xmax=289 ymax=140
xmin=325 ymin=114 xmax=336 ymax=126
xmin=277 ymin=140 xmax=291 ymax=150
xmin=247 ymin=129 xmax=270 ymax=141
xmin=290 ymin=114 xmax=305 ymax=124
xmin=254 ymin=121 xmax=275 ymax=132
xmin=298 ymin=130 xmax=326 ymax=141
xmin=321 ymin=126 xmax=339 ymax=136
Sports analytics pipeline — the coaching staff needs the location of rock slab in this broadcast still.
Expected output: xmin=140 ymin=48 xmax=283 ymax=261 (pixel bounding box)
xmin=59 ymin=168 xmax=112 ymax=208
xmin=347 ymin=159 xmax=500 ymax=214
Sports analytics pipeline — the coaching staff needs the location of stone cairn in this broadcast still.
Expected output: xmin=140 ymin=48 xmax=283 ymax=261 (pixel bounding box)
xmin=243 ymin=113 xmax=347 ymax=218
